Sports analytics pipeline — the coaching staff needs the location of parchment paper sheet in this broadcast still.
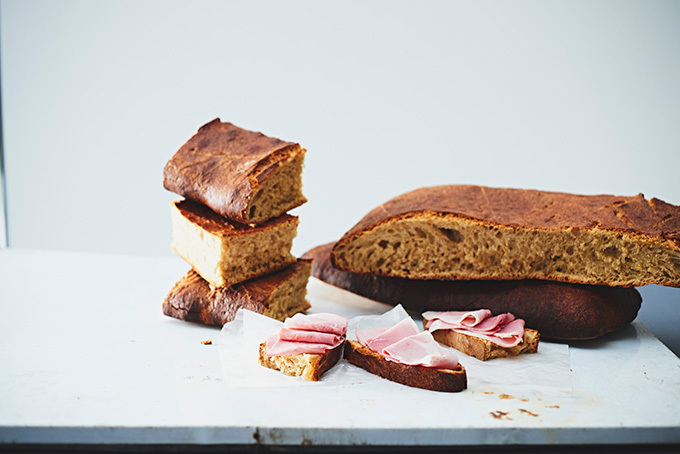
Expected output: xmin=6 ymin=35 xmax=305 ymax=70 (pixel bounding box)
xmin=218 ymin=304 xmax=573 ymax=397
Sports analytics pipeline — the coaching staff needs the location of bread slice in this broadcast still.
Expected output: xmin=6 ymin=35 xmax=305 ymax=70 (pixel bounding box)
xmin=169 ymin=199 xmax=298 ymax=287
xmin=303 ymin=243 xmax=642 ymax=340
xmin=424 ymin=321 xmax=539 ymax=361
xmin=162 ymin=259 xmax=312 ymax=326
xmin=258 ymin=341 xmax=344 ymax=381
xmin=163 ymin=118 xmax=307 ymax=225
xmin=343 ymin=340 xmax=467 ymax=392
xmin=331 ymin=185 xmax=680 ymax=288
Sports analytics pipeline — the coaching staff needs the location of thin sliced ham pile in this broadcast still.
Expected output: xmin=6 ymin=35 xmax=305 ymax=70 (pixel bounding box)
xmin=356 ymin=317 xmax=459 ymax=369
xmin=423 ymin=309 xmax=525 ymax=348
xmin=265 ymin=313 xmax=348 ymax=357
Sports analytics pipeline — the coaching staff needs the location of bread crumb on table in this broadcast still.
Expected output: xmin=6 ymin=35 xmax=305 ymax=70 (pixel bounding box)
xmin=201 ymin=339 xmax=212 ymax=345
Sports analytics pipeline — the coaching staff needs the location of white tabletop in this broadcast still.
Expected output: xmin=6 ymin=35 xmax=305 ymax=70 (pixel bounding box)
xmin=0 ymin=249 xmax=679 ymax=447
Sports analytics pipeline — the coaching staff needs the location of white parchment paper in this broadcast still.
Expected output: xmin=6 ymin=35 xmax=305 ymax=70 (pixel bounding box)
xmin=218 ymin=308 xmax=373 ymax=387
xmin=218 ymin=303 xmax=573 ymax=397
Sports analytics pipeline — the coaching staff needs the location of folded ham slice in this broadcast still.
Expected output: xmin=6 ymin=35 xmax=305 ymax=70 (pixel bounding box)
xmin=278 ymin=327 xmax=343 ymax=346
xmin=423 ymin=310 xmax=525 ymax=348
xmin=356 ymin=317 xmax=419 ymax=352
xmin=265 ymin=333 xmax=339 ymax=356
xmin=284 ymin=312 xmax=348 ymax=336
xmin=266 ymin=313 xmax=348 ymax=357
xmin=382 ymin=331 xmax=459 ymax=369
xmin=356 ymin=316 xmax=459 ymax=369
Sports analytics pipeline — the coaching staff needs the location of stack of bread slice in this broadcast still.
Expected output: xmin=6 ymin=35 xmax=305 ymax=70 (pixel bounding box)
xmin=304 ymin=185 xmax=680 ymax=342
xmin=161 ymin=119 xmax=312 ymax=325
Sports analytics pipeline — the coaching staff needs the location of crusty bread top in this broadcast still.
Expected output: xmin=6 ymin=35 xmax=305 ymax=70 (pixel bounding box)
xmin=163 ymin=118 xmax=305 ymax=224
xmin=172 ymin=199 xmax=297 ymax=237
xmin=339 ymin=185 xmax=680 ymax=245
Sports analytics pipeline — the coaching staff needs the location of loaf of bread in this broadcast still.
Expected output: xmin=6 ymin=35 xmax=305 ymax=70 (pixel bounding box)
xmin=303 ymin=243 xmax=642 ymax=340
xmin=162 ymin=259 xmax=311 ymax=326
xmin=257 ymin=341 xmax=344 ymax=381
xmin=344 ymin=340 xmax=467 ymax=392
xmin=331 ymin=185 xmax=680 ymax=288
xmin=163 ymin=118 xmax=307 ymax=225
xmin=424 ymin=323 xmax=540 ymax=361
xmin=170 ymin=199 xmax=298 ymax=287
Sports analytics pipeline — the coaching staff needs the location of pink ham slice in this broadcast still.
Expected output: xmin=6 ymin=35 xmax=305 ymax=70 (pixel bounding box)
xmin=356 ymin=317 xmax=419 ymax=352
xmin=278 ymin=328 xmax=343 ymax=346
xmin=382 ymin=331 xmax=459 ymax=369
xmin=356 ymin=317 xmax=460 ymax=369
xmin=423 ymin=310 xmax=525 ymax=348
xmin=265 ymin=333 xmax=335 ymax=357
xmin=284 ymin=312 xmax=348 ymax=336
xmin=423 ymin=309 xmax=492 ymax=328
xmin=265 ymin=313 xmax=349 ymax=357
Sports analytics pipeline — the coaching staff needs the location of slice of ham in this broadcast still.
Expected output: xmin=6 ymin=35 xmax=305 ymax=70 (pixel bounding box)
xmin=423 ymin=309 xmax=492 ymax=328
xmin=382 ymin=331 xmax=459 ymax=369
xmin=278 ymin=327 xmax=343 ymax=346
xmin=284 ymin=312 xmax=348 ymax=336
xmin=356 ymin=316 xmax=459 ymax=369
xmin=356 ymin=317 xmax=419 ymax=352
xmin=423 ymin=310 xmax=525 ymax=348
xmin=265 ymin=333 xmax=335 ymax=357
xmin=265 ymin=313 xmax=348 ymax=357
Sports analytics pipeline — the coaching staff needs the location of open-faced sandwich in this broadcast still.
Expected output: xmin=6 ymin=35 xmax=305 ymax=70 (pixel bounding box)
xmin=345 ymin=310 xmax=467 ymax=393
xmin=258 ymin=313 xmax=348 ymax=381
xmin=423 ymin=310 xmax=539 ymax=361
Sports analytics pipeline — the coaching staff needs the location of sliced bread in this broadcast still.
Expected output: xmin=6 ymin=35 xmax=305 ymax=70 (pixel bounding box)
xmin=169 ymin=199 xmax=298 ymax=287
xmin=331 ymin=185 xmax=680 ymax=287
xmin=344 ymin=340 xmax=467 ymax=392
xmin=163 ymin=118 xmax=307 ymax=225
xmin=162 ymin=259 xmax=311 ymax=326
xmin=258 ymin=341 xmax=344 ymax=381
xmin=424 ymin=322 xmax=540 ymax=361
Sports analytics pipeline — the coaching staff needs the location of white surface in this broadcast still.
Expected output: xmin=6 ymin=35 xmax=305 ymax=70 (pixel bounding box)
xmin=1 ymin=249 xmax=679 ymax=446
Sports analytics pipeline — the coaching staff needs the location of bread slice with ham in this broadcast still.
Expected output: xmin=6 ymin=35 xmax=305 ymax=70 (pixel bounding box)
xmin=258 ymin=313 xmax=348 ymax=381
xmin=345 ymin=309 xmax=467 ymax=392
xmin=258 ymin=342 xmax=344 ymax=381
xmin=423 ymin=310 xmax=539 ymax=361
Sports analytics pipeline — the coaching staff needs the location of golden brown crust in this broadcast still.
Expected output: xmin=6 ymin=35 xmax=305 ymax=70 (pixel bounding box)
xmin=330 ymin=185 xmax=680 ymax=288
xmin=304 ymin=243 xmax=641 ymax=341
xmin=339 ymin=185 xmax=680 ymax=243
xmin=162 ymin=260 xmax=312 ymax=326
xmin=425 ymin=324 xmax=539 ymax=361
xmin=172 ymin=199 xmax=297 ymax=236
xmin=257 ymin=340 xmax=344 ymax=381
xmin=343 ymin=340 xmax=467 ymax=393
xmin=163 ymin=118 xmax=306 ymax=224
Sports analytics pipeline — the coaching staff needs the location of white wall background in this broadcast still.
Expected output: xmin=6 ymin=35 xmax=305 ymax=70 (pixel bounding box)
xmin=2 ymin=0 xmax=679 ymax=258
xmin=2 ymin=1 xmax=679 ymax=350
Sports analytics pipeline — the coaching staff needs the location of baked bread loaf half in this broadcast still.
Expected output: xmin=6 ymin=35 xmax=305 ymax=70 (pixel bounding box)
xmin=344 ymin=341 xmax=467 ymax=392
xmin=162 ymin=259 xmax=312 ymax=326
xmin=258 ymin=342 xmax=344 ymax=381
xmin=170 ymin=199 xmax=298 ymax=287
xmin=330 ymin=185 xmax=680 ymax=288
xmin=163 ymin=118 xmax=307 ymax=225
xmin=422 ymin=311 xmax=539 ymax=361
xmin=303 ymin=243 xmax=642 ymax=340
